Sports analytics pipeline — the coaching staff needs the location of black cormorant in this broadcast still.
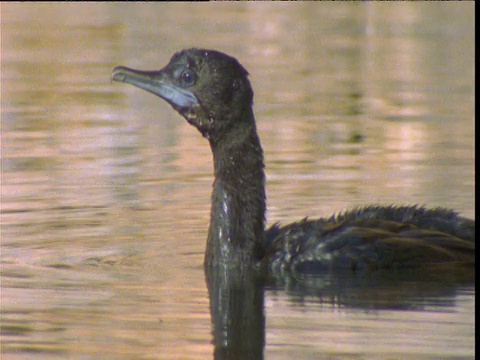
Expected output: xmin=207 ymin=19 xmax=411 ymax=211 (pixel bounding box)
xmin=112 ymin=48 xmax=475 ymax=275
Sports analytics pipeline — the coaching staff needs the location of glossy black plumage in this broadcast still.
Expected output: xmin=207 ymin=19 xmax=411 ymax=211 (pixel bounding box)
xmin=112 ymin=48 xmax=475 ymax=275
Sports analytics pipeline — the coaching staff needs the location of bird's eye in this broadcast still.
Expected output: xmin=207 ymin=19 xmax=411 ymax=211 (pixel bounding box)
xmin=180 ymin=69 xmax=195 ymax=87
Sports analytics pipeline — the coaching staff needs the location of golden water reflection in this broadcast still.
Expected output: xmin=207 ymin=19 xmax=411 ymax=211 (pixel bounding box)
xmin=2 ymin=3 xmax=474 ymax=359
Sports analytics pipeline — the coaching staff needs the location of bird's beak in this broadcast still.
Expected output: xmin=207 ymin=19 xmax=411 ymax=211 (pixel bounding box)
xmin=111 ymin=66 xmax=198 ymax=109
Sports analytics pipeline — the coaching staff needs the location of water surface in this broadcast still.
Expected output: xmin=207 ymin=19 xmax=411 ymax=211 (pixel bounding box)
xmin=1 ymin=3 xmax=474 ymax=359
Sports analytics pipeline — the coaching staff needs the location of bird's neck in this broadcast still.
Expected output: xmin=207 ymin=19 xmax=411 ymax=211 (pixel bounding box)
xmin=205 ymin=110 xmax=266 ymax=270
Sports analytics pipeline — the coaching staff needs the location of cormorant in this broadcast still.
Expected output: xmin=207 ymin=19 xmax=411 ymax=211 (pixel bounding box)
xmin=112 ymin=48 xmax=475 ymax=275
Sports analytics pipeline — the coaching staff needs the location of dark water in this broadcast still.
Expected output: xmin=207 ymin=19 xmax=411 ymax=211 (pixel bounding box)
xmin=1 ymin=3 xmax=474 ymax=359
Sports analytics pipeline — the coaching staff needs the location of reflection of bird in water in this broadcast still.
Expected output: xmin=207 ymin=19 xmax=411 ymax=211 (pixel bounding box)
xmin=112 ymin=48 xmax=475 ymax=275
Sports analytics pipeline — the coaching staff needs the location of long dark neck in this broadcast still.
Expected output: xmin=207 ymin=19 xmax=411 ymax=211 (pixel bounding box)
xmin=205 ymin=109 xmax=266 ymax=270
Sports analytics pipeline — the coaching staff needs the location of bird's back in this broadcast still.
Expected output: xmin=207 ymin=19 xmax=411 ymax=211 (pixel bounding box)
xmin=265 ymin=205 xmax=475 ymax=275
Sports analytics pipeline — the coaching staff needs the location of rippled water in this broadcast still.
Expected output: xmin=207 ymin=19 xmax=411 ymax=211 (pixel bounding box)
xmin=2 ymin=3 xmax=474 ymax=359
